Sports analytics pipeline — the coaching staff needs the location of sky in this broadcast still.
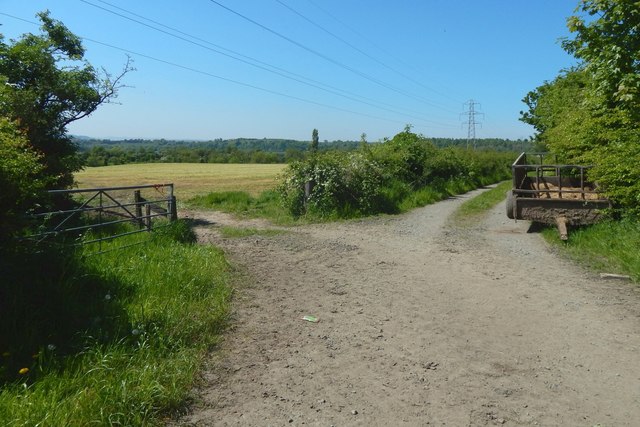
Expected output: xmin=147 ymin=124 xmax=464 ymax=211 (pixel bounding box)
xmin=0 ymin=0 xmax=579 ymax=142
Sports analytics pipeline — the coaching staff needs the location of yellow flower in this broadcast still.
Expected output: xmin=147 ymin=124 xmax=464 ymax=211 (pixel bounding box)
xmin=2 ymin=352 xmax=9 ymax=357
xmin=18 ymin=368 xmax=29 ymax=375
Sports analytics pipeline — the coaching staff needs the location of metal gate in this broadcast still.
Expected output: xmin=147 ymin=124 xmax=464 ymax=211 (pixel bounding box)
xmin=25 ymin=183 xmax=177 ymax=254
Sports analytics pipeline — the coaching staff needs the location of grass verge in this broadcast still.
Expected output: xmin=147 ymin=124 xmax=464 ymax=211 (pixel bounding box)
xmin=452 ymin=181 xmax=511 ymax=224
xmin=542 ymin=219 xmax=640 ymax=282
xmin=0 ymin=220 xmax=231 ymax=425
xmin=187 ymin=190 xmax=294 ymax=225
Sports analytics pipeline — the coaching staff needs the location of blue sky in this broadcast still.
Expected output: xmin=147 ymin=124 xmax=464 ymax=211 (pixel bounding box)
xmin=1 ymin=0 xmax=579 ymax=141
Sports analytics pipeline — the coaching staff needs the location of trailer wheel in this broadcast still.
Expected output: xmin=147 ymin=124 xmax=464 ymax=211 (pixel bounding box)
xmin=506 ymin=191 xmax=515 ymax=219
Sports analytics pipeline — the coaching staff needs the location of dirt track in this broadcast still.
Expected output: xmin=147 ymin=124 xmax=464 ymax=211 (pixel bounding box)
xmin=178 ymin=188 xmax=640 ymax=426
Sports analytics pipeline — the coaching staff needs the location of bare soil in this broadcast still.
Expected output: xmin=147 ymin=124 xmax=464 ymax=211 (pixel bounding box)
xmin=177 ymin=188 xmax=640 ymax=426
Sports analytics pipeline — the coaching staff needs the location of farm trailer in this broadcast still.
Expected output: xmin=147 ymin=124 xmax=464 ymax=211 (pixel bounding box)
xmin=506 ymin=152 xmax=610 ymax=240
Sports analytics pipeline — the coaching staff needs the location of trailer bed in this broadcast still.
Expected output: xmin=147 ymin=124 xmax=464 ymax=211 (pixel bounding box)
xmin=506 ymin=152 xmax=610 ymax=239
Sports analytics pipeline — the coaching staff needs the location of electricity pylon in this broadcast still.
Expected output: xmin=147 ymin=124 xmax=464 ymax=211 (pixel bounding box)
xmin=461 ymin=99 xmax=483 ymax=150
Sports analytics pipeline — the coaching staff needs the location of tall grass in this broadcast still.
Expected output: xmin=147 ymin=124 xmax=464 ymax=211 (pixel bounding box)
xmin=0 ymin=220 xmax=231 ymax=425
xmin=542 ymin=219 xmax=640 ymax=282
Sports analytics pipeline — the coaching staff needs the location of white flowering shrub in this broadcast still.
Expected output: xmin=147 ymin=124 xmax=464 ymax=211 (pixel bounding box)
xmin=279 ymin=128 xmax=512 ymax=219
xmin=279 ymin=151 xmax=384 ymax=218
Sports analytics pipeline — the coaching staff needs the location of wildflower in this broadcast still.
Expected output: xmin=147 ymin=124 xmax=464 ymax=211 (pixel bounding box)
xmin=104 ymin=293 xmax=112 ymax=301
xmin=47 ymin=344 xmax=56 ymax=351
xmin=2 ymin=352 xmax=9 ymax=357
xmin=131 ymin=329 xmax=141 ymax=336
xmin=18 ymin=368 xmax=29 ymax=375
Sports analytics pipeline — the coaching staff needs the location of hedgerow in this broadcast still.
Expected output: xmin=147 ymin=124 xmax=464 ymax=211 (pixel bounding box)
xmin=279 ymin=127 xmax=512 ymax=219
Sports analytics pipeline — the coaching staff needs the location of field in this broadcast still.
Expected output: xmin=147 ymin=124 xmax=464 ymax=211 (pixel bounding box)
xmin=75 ymin=163 xmax=287 ymax=199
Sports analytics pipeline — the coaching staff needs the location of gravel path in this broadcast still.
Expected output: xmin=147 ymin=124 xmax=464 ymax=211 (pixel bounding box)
xmin=178 ymin=188 xmax=640 ymax=426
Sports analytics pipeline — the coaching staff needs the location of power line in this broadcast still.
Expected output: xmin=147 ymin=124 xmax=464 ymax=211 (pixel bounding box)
xmin=82 ymin=0 xmax=457 ymax=127
xmin=460 ymin=99 xmax=484 ymax=149
xmin=207 ymin=0 xmax=456 ymax=112
xmin=0 ymin=12 xmax=458 ymax=132
xmin=304 ymin=0 xmax=464 ymax=106
xmin=274 ymin=0 xmax=458 ymax=112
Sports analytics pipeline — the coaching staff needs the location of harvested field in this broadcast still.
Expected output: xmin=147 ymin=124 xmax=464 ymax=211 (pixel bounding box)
xmin=75 ymin=163 xmax=286 ymax=199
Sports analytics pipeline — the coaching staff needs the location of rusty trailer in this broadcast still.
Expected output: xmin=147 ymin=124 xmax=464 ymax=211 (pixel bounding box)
xmin=506 ymin=152 xmax=610 ymax=240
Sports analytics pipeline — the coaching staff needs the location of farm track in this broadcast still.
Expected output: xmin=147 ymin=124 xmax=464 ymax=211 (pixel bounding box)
xmin=178 ymin=188 xmax=640 ymax=426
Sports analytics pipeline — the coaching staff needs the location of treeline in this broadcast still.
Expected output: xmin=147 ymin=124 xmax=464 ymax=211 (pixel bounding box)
xmin=75 ymin=137 xmax=358 ymax=151
xmin=75 ymin=137 xmax=531 ymax=166
xmin=520 ymin=0 xmax=640 ymax=216
xmin=79 ymin=145 xmax=289 ymax=165
xmin=75 ymin=137 xmax=360 ymax=166
xmin=430 ymin=138 xmax=534 ymax=152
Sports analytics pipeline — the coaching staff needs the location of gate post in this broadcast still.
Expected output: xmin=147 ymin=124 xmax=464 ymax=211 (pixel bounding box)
xmin=169 ymin=195 xmax=177 ymax=221
xmin=134 ymin=190 xmax=143 ymax=229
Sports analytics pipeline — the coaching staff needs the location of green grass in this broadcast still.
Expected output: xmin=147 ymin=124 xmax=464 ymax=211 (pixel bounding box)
xmin=397 ymin=185 xmax=449 ymax=212
xmin=187 ymin=189 xmax=294 ymax=225
xmin=0 ymin=220 xmax=231 ymax=425
xmin=452 ymin=180 xmax=511 ymax=224
xmin=542 ymin=219 xmax=640 ymax=282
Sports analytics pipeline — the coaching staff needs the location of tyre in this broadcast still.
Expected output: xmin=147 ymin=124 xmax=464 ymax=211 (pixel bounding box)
xmin=506 ymin=191 xmax=515 ymax=219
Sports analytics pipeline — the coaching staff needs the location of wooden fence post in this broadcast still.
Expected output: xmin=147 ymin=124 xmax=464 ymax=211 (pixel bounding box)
xmin=304 ymin=180 xmax=314 ymax=210
xmin=134 ymin=190 xmax=143 ymax=229
xmin=169 ymin=195 xmax=177 ymax=221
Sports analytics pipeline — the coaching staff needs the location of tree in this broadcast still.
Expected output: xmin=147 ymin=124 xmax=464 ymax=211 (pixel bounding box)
xmin=371 ymin=126 xmax=437 ymax=188
xmin=520 ymin=68 xmax=592 ymax=156
xmin=563 ymin=0 xmax=640 ymax=117
xmin=310 ymin=128 xmax=319 ymax=153
xmin=0 ymin=119 xmax=47 ymax=240
xmin=520 ymin=0 xmax=640 ymax=215
xmin=0 ymin=11 xmax=132 ymax=189
xmin=359 ymin=132 xmax=367 ymax=145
